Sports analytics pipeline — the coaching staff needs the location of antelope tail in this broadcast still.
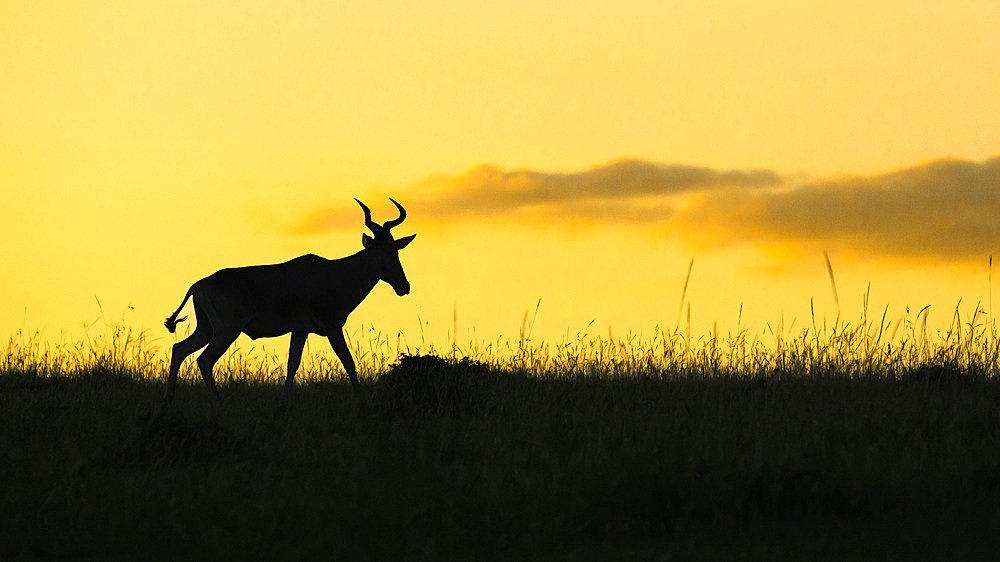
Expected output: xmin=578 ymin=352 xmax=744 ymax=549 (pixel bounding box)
xmin=164 ymin=289 xmax=193 ymax=333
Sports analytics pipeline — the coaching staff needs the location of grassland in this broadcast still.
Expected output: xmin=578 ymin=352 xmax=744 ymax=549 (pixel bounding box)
xmin=3 ymin=307 xmax=1000 ymax=560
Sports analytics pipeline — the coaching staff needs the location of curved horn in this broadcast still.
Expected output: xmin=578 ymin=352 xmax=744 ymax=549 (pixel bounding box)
xmin=355 ymin=198 xmax=379 ymax=234
xmin=383 ymin=198 xmax=406 ymax=230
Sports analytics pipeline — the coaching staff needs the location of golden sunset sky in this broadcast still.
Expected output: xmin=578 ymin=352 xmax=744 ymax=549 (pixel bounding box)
xmin=3 ymin=2 xmax=1000 ymax=354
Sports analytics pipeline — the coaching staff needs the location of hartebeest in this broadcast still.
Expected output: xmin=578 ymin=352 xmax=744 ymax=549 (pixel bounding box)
xmin=162 ymin=198 xmax=415 ymax=402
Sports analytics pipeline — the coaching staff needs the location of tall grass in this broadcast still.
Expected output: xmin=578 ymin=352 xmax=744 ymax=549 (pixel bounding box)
xmin=4 ymin=301 xmax=1000 ymax=560
xmin=370 ymin=300 xmax=1000 ymax=382
xmin=2 ymin=322 xmax=164 ymax=379
xmin=4 ymin=299 xmax=999 ymax=384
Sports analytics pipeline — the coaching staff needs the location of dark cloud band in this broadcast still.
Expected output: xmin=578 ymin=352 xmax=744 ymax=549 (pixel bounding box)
xmin=419 ymin=160 xmax=782 ymax=217
xmin=288 ymin=156 xmax=1000 ymax=262
xmin=288 ymin=159 xmax=781 ymax=232
xmin=679 ymin=157 xmax=1000 ymax=260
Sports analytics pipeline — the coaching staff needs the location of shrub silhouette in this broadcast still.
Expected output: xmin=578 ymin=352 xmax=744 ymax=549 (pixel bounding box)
xmin=378 ymin=353 xmax=511 ymax=415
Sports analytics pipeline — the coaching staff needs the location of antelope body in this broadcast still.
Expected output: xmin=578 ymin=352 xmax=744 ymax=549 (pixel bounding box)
xmin=163 ymin=199 xmax=414 ymax=402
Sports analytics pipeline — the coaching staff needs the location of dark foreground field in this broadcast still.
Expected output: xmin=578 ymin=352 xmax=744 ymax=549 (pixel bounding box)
xmin=4 ymin=355 xmax=1000 ymax=560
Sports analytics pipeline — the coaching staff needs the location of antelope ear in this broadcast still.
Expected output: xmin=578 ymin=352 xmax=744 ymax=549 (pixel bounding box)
xmin=394 ymin=234 xmax=415 ymax=250
xmin=362 ymin=233 xmax=374 ymax=249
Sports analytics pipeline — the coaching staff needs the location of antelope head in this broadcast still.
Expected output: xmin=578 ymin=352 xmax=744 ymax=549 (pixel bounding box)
xmin=356 ymin=198 xmax=415 ymax=296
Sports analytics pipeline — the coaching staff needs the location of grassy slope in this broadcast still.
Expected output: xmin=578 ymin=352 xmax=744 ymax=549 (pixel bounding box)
xmin=3 ymin=355 xmax=1000 ymax=561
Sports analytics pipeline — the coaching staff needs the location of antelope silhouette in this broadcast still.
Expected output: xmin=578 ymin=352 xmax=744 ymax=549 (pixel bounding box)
xmin=163 ymin=198 xmax=415 ymax=402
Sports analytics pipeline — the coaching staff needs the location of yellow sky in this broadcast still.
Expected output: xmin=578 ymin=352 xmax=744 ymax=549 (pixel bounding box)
xmin=3 ymin=1 xmax=1000 ymax=354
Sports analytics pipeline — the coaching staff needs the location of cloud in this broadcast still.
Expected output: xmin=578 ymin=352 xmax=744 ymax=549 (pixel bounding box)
xmin=287 ymin=159 xmax=781 ymax=233
xmin=677 ymin=156 xmax=1000 ymax=261
xmin=415 ymin=160 xmax=783 ymax=218
xmin=286 ymin=155 xmax=1000 ymax=262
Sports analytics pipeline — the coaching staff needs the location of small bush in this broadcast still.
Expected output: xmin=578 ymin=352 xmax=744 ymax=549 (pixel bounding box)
xmin=378 ymin=353 xmax=515 ymax=415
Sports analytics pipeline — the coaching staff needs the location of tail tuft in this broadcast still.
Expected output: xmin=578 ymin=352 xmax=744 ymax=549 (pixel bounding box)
xmin=164 ymin=315 xmax=188 ymax=334
xmin=165 ymin=288 xmax=194 ymax=333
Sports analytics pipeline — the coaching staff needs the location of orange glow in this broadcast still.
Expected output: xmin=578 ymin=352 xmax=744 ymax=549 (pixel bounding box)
xmin=3 ymin=2 xmax=1000 ymax=353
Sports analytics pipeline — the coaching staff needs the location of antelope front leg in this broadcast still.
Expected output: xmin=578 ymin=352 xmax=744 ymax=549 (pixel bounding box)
xmin=327 ymin=330 xmax=361 ymax=396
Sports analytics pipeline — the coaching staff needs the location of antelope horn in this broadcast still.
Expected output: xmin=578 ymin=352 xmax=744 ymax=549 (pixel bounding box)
xmin=383 ymin=198 xmax=406 ymax=230
xmin=355 ymin=199 xmax=380 ymax=234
